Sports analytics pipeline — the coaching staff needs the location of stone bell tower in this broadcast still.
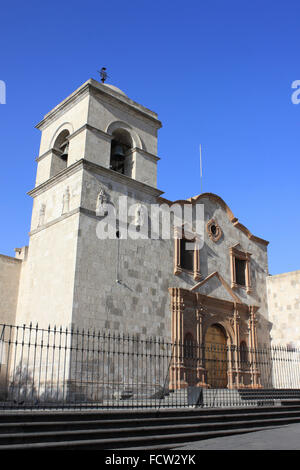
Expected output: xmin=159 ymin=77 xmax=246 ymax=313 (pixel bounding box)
xmin=15 ymin=79 xmax=163 ymax=330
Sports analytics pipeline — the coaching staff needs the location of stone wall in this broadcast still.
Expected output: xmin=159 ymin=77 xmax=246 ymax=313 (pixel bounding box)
xmin=267 ymin=270 xmax=300 ymax=347
xmin=14 ymin=213 xmax=79 ymax=329
xmin=72 ymin=170 xmax=270 ymax=346
xmin=0 ymin=254 xmax=21 ymax=325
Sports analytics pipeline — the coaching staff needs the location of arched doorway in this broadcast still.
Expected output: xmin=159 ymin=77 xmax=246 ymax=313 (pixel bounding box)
xmin=205 ymin=324 xmax=228 ymax=388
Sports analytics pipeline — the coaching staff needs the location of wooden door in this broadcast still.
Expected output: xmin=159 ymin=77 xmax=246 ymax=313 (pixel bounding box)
xmin=205 ymin=324 xmax=228 ymax=388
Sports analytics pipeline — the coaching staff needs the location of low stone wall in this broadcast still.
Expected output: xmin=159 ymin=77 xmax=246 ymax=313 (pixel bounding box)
xmin=0 ymin=254 xmax=22 ymax=325
xmin=267 ymin=270 xmax=300 ymax=347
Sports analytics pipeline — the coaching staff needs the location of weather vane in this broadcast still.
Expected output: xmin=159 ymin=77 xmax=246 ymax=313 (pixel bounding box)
xmin=98 ymin=67 xmax=108 ymax=83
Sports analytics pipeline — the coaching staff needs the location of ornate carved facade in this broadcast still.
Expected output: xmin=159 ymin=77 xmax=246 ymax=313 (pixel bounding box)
xmin=169 ymin=284 xmax=262 ymax=390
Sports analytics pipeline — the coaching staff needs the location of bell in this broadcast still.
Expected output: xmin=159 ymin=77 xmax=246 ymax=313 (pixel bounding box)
xmin=61 ymin=150 xmax=68 ymax=162
xmin=60 ymin=141 xmax=69 ymax=161
xmin=112 ymin=144 xmax=125 ymax=159
xmin=110 ymin=143 xmax=126 ymax=173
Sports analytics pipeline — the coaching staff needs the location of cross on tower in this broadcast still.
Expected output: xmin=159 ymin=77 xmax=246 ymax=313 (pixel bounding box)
xmin=98 ymin=67 xmax=108 ymax=83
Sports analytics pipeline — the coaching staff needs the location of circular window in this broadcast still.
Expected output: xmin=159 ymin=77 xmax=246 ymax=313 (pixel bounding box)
xmin=211 ymin=224 xmax=217 ymax=235
xmin=206 ymin=219 xmax=222 ymax=242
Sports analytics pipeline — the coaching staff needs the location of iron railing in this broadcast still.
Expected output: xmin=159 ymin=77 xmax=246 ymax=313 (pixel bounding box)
xmin=0 ymin=323 xmax=300 ymax=409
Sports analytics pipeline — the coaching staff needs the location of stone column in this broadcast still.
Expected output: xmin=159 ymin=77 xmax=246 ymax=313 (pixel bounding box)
xmin=195 ymin=307 xmax=208 ymax=388
xmin=193 ymin=242 xmax=201 ymax=281
xmin=169 ymin=288 xmax=188 ymax=390
xmin=232 ymin=304 xmax=241 ymax=388
xmin=173 ymin=236 xmax=182 ymax=276
xmin=248 ymin=306 xmax=262 ymax=388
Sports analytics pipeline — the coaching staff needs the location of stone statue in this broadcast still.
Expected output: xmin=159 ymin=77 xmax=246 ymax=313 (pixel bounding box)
xmin=96 ymin=188 xmax=109 ymax=217
xmin=62 ymin=187 xmax=70 ymax=215
xmin=133 ymin=203 xmax=145 ymax=227
xmin=38 ymin=203 xmax=46 ymax=227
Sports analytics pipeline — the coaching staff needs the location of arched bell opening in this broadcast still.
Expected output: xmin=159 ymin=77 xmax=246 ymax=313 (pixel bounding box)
xmin=110 ymin=128 xmax=133 ymax=176
xmin=53 ymin=129 xmax=70 ymax=167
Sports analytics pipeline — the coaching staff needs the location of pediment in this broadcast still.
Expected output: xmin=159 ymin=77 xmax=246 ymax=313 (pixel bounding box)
xmin=190 ymin=271 xmax=242 ymax=304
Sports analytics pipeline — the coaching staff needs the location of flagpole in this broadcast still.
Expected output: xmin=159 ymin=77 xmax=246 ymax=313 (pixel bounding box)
xmin=200 ymin=144 xmax=203 ymax=194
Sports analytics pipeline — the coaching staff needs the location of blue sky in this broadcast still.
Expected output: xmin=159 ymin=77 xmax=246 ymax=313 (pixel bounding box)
xmin=0 ymin=0 xmax=299 ymax=275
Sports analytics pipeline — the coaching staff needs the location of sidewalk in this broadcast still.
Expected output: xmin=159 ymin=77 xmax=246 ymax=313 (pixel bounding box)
xmin=177 ymin=423 xmax=300 ymax=450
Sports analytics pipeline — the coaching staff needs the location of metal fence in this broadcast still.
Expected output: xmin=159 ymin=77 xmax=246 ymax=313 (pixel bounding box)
xmin=0 ymin=323 xmax=300 ymax=409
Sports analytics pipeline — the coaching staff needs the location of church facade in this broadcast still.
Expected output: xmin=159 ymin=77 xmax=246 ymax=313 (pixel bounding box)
xmin=0 ymin=79 xmax=272 ymax=390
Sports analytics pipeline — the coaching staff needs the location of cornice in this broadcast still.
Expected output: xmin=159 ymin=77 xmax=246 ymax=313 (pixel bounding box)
xmin=88 ymin=80 xmax=162 ymax=127
xmin=158 ymin=192 xmax=269 ymax=247
xmin=29 ymin=206 xmax=121 ymax=237
xmin=35 ymin=83 xmax=90 ymax=130
xmin=127 ymin=147 xmax=160 ymax=162
xmin=83 ymin=160 xmax=164 ymax=197
xmin=36 ymin=79 xmax=162 ymax=131
xmin=28 ymin=160 xmax=84 ymax=198
xmin=69 ymin=123 xmax=113 ymax=143
xmin=35 ymin=147 xmax=61 ymax=163
xmin=29 ymin=208 xmax=80 ymax=237
xmin=35 ymin=124 xmax=112 ymax=162
xmin=28 ymin=159 xmax=164 ymax=199
xmin=194 ymin=193 xmax=269 ymax=246
xmin=169 ymin=286 xmax=256 ymax=315
xmin=229 ymin=245 xmax=252 ymax=259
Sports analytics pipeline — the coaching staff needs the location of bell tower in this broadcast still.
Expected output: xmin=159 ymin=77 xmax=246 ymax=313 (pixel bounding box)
xmin=15 ymin=78 xmax=163 ymax=329
xmin=34 ymin=79 xmax=162 ymax=188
